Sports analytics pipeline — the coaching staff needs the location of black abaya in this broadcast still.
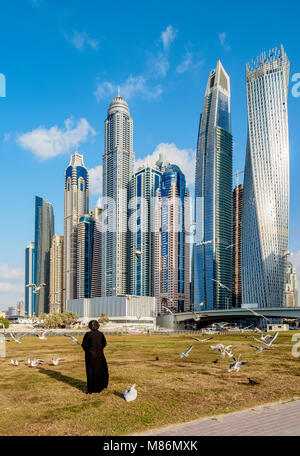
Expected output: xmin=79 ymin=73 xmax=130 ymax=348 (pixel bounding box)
xmin=81 ymin=329 xmax=109 ymax=394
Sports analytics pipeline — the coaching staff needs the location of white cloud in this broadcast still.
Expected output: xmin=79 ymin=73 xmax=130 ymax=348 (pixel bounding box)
xmin=89 ymin=165 xmax=102 ymax=196
xmin=17 ymin=117 xmax=97 ymax=160
xmin=94 ymin=75 xmax=162 ymax=101
xmin=218 ymin=32 xmax=230 ymax=51
xmin=0 ymin=264 xmax=24 ymax=281
xmin=0 ymin=282 xmax=24 ymax=293
xmin=69 ymin=30 xmax=99 ymax=52
xmin=176 ymin=50 xmax=193 ymax=74
xmin=3 ymin=132 xmax=11 ymax=143
xmin=149 ymin=52 xmax=170 ymax=78
xmin=135 ymin=142 xmax=195 ymax=185
xmin=161 ymin=25 xmax=178 ymax=51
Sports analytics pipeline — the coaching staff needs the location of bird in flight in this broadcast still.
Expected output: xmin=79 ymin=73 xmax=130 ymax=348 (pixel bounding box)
xmin=35 ymin=331 xmax=50 ymax=341
xmin=180 ymin=345 xmax=194 ymax=358
xmin=254 ymin=328 xmax=273 ymax=342
xmin=191 ymin=337 xmax=213 ymax=343
xmin=256 ymin=331 xmax=279 ymax=348
xmin=52 ymin=358 xmax=65 ymax=366
xmin=9 ymin=333 xmax=27 ymax=344
xmin=26 ymin=283 xmax=46 ymax=294
xmin=63 ymin=334 xmax=80 ymax=344
xmin=136 ymin=248 xmax=142 ymax=260
xmin=249 ymin=344 xmax=271 ymax=354
xmin=245 ymin=307 xmax=270 ymax=321
xmin=228 ymin=355 xmax=248 ymax=373
xmin=211 ymin=279 xmax=232 ymax=293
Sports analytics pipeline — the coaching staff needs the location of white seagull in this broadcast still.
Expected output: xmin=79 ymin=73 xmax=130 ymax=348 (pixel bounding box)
xmin=210 ymin=344 xmax=226 ymax=357
xmin=10 ymin=333 xmax=27 ymax=344
xmin=136 ymin=248 xmax=142 ymax=260
xmin=30 ymin=359 xmax=44 ymax=367
xmin=52 ymin=358 xmax=65 ymax=366
xmin=256 ymin=331 xmax=279 ymax=348
xmin=254 ymin=328 xmax=273 ymax=342
xmin=228 ymin=355 xmax=248 ymax=373
xmin=191 ymin=337 xmax=213 ymax=343
xmin=245 ymin=307 xmax=270 ymax=321
xmin=211 ymin=279 xmax=232 ymax=293
xmin=35 ymin=331 xmax=49 ymax=341
xmin=10 ymin=359 xmax=19 ymax=366
xmin=124 ymin=384 xmax=138 ymax=402
xmin=224 ymin=345 xmax=236 ymax=358
xmin=250 ymin=344 xmax=271 ymax=354
xmin=180 ymin=345 xmax=194 ymax=358
xmin=63 ymin=334 xmax=80 ymax=345
xmin=26 ymin=283 xmax=46 ymax=294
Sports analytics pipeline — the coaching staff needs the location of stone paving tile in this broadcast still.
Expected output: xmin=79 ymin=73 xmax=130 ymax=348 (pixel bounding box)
xmin=133 ymin=399 xmax=300 ymax=436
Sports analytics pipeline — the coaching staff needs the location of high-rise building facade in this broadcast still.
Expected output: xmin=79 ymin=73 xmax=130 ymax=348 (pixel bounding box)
xmin=242 ymin=46 xmax=290 ymax=308
xmin=285 ymin=262 xmax=299 ymax=307
xmin=129 ymin=161 xmax=162 ymax=297
xmin=64 ymin=153 xmax=89 ymax=308
xmin=91 ymin=207 xmax=102 ymax=298
xmin=155 ymin=164 xmax=190 ymax=313
xmin=77 ymin=215 xmax=95 ymax=298
xmin=34 ymin=196 xmax=54 ymax=315
xmin=25 ymin=241 xmax=35 ymax=316
xmin=193 ymin=60 xmax=233 ymax=311
xmin=102 ymin=96 xmax=134 ymax=296
xmin=232 ymin=184 xmax=243 ymax=307
xmin=49 ymin=235 xmax=64 ymax=313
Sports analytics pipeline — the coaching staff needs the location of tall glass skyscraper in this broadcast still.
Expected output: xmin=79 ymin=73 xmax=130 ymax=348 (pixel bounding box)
xmin=77 ymin=215 xmax=95 ymax=298
xmin=193 ymin=60 xmax=233 ymax=311
xmin=129 ymin=161 xmax=162 ymax=297
xmin=242 ymin=45 xmax=290 ymax=308
xmin=25 ymin=241 xmax=35 ymax=316
xmin=64 ymin=152 xmax=89 ymax=308
xmin=34 ymin=196 xmax=54 ymax=315
xmin=102 ymin=95 xmax=134 ymax=296
xmin=155 ymin=164 xmax=190 ymax=313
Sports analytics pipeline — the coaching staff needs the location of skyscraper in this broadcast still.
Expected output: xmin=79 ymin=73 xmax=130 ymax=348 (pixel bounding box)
xmin=242 ymin=46 xmax=290 ymax=308
xmin=285 ymin=262 xmax=299 ymax=307
xmin=77 ymin=215 xmax=95 ymax=298
xmin=34 ymin=196 xmax=54 ymax=315
xmin=102 ymin=95 xmax=134 ymax=296
xmin=155 ymin=164 xmax=190 ymax=313
xmin=64 ymin=152 xmax=89 ymax=308
xmin=25 ymin=241 xmax=35 ymax=316
xmin=232 ymin=184 xmax=243 ymax=308
xmin=129 ymin=160 xmax=163 ymax=296
xmin=194 ymin=60 xmax=233 ymax=311
xmin=49 ymin=235 xmax=64 ymax=313
xmin=91 ymin=207 xmax=102 ymax=298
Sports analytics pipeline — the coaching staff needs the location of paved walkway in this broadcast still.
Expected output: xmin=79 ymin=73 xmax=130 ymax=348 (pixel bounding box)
xmin=134 ymin=399 xmax=300 ymax=436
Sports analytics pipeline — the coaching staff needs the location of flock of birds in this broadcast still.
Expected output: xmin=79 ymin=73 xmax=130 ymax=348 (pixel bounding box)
xmin=178 ymin=329 xmax=279 ymax=383
xmin=1 ymin=329 xmax=80 ymax=368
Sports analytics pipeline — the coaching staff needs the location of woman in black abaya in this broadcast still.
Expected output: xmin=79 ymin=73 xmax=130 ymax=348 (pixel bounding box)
xmin=81 ymin=320 xmax=109 ymax=394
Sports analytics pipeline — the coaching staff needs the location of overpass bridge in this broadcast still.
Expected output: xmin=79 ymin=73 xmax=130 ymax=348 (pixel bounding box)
xmin=156 ymin=307 xmax=300 ymax=330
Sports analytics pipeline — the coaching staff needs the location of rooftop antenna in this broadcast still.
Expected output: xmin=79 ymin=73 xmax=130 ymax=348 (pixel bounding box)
xmin=118 ymin=85 xmax=120 ymax=97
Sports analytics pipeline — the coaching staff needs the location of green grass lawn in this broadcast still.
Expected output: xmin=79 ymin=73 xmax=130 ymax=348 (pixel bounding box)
xmin=0 ymin=332 xmax=299 ymax=436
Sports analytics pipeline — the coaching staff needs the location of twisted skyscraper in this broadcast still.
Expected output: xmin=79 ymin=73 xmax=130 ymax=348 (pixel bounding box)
xmin=242 ymin=45 xmax=290 ymax=308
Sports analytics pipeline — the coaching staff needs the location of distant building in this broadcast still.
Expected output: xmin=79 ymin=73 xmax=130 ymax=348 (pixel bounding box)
xmin=64 ymin=153 xmax=89 ymax=308
xmin=17 ymin=299 xmax=25 ymax=317
xmin=6 ymin=306 xmax=17 ymax=317
xmin=25 ymin=241 xmax=35 ymax=316
xmin=49 ymin=235 xmax=64 ymax=313
xmin=77 ymin=215 xmax=95 ymax=298
xmin=129 ymin=158 xmax=164 ymax=297
xmin=155 ymin=164 xmax=191 ymax=313
xmin=34 ymin=196 xmax=54 ymax=315
xmin=91 ymin=207 xmax=102 ymax=298
xmin=102 ymin=95 xmax=134 ymax=296
xmin=232 ymin=184 xmax=243 ymax=307
xmin=285 ymin=261 xmax=299 ymax=307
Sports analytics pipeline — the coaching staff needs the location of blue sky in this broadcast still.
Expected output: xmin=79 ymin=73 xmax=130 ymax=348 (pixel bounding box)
xmin=0 ymin=0 xmax=300 ymax=310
